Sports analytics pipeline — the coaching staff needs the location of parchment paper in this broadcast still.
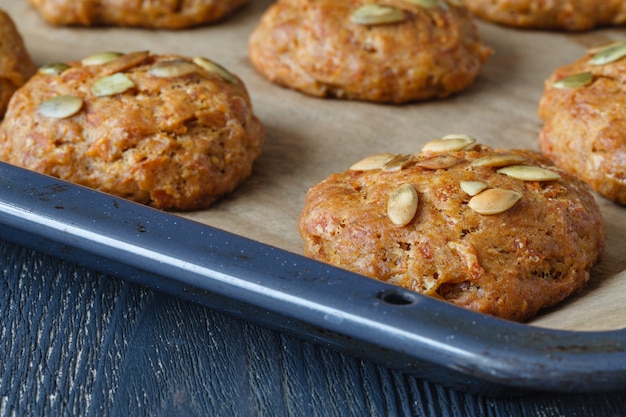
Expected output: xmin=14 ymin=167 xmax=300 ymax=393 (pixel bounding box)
xmin=3 ymin=0 xmax=625 ymax=331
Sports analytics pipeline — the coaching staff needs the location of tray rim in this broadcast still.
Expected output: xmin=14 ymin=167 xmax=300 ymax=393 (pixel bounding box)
xmin=0 ymin=161 xmax=624 ymax=395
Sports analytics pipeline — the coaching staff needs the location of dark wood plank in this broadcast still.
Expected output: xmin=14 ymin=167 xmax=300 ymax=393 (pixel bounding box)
xmin=1 ymin=240 xmax=626 ymax=416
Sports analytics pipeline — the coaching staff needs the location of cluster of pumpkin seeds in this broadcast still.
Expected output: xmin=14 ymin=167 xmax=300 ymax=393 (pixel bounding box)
xmin=552 ymin=41 xmax=626 ymax=90
xmin=350 ymin=0 xmax=459 ymax=26
xmin=349 ymin=135 xmax=562 ymax=224
xmin=36 ymin=51 xmax=237 ymax=119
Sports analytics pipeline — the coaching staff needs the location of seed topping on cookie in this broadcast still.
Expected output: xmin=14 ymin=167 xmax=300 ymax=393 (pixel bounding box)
xmin=103 ymin=51 xmax=150 ymax=74
xmin=422 ymin=134 xmax=476 ymax=152
xmin=149 ymin=59 xmax=198 ymax=78
xmin=460 ymin=180 xmax=488 ymax=196
xmin=387 ymin=183 xmax=419 ymax=226
xmin=404 ymin=0 xmax=439 ymax=8
xmin=39 ymin=63 xmax=70 ymax=75
xmin=415 ymin=154 xmax=464 ymax=169
xmin=383 ymin=154 xmax=413 ymax=171
xmin=193 ymin=57 xmax=238 ymax=83
xmin=589 ymin=41 xmax=626 ymax=65
xmin=347 ymin=135 xmax=565 ymax=216
xmin=38 ymin=95 xmax=84 ymax=119
xmin=467 ymin=188 xmax=522 ymax=215
xmin=552 ymin=72 xmax=593 ymax=89
xmin=469 ymin=153 xmax=527 ymax=167
xmin=350 ymin=153 xmax=396 ymax=171
xmin=497 ymin=165 xmax=561 ymax=181
xmin=82 ymin=51 xmax=124 ymax=66
xmin=92 ymin=73 xmax=136 ymax=97
xmin=350 ymin=5 xmax=406 ymax=26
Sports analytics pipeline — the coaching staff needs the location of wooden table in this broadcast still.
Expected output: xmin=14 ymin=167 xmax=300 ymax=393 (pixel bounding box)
xmin=1 ymin=239 xmax=625 ymax=416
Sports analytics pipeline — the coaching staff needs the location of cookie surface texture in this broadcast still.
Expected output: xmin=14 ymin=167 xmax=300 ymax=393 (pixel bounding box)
xmin=0 ymin=9 xmax=37 ymax=116
xmin=462 ymin=0 xmax=626 ymax=31
xmin=27 ymin=0 xmax=249 ymax=29
xmin=0 ymin=52 xmax=264 ymax=211
xmin=248 ymin=0 xmax=492 ymax=103
xmin=298 ymin=142 xmax=605 ymax=322
xmin=538 ymin=41 xmax=626 ymax=204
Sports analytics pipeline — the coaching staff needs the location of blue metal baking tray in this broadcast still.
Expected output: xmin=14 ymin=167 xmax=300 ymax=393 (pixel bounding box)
xmin=0 ymin=161 xmax=624 ymax=395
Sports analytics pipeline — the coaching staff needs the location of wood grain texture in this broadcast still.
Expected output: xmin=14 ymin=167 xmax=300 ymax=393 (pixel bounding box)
xmin=1 ymin=241 xmax=626 ymax=416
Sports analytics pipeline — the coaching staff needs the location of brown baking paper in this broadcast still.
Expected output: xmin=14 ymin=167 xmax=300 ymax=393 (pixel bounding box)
xmin=3 ymin=0 xmax=625 ymax=331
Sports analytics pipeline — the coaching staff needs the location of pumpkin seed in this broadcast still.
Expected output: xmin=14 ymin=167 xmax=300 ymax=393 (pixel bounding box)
xmin=404 ymin=0 xmax=439 ymax=7
xmin=39 ymin=63 xmax=70 ymax=75
xmin=193 ymin=57 xmax=238 ymax=83
xmin=552 ymin=72 xmax=593 ymax=89
xmin=442 ymin=133 xmax=475 ymax=141
xmin=587 ymin=41 xmax=624 ymax=55
xmin=387 ymin=183 xmax=418 ymax=226
xmin=148 ymin=59 xmax=198 ymax=78
xmin=422 ymin=135 xmax=475 ymax=152
xmin=383 ymin=154 xmax=413 ymax=171
xmin=497 ymin=165 xmax=561 ymax=181
xmin=82 ymin=51 xmax=124 ymax=66
xmin=38 ymin=95 xmax=83 ymax=119
xmin=350 ymin=5 xmax=406 ymax=25
xmin=91 ymin=73 xmax=135 ymax=97
xmin=460 ymin=181 xmax=488 ymax=196
xmin=469 ymin=153 xmax=527 ymax=168
xmin=350 ymin=153 xmax=396 ymax=171
xmin=442 ymin=133 xmax=477 ymax=149
xmin=589 ymin=41 xmax=626 ymax=65
xmin=468 ymin=189 xmax=521 ymax=215
xmin=102 ymin=50 xmax=150 ymax=74
xmin=415 ymin=155 xmax=463 ymax=169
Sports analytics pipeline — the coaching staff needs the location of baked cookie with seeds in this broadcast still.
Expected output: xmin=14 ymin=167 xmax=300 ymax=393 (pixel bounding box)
xmin=248 ymin=0 xmax=492 ymax=103
xmin=0 ymin=51 xmax=264 ymax=211
xmin=462 ymin=0 xmax=626 ymax=31
xmin=0 ymin=9 xmax=37 ymax=116
xmin=299 ymin=137 xmax=604 ymax=322
xmin=538 ymin=41 xmax=626 ymax=204
xmin=27 ymin=0 xmax=249 ymax=29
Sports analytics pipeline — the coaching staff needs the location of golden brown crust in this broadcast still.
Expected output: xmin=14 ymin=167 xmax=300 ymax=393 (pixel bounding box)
xmin=0 ymin=52 xmax=264 ymax=211
xmin=299 ymin=143 xmax=605 ymax=322
xmin=27 ymin=0 xmax=250 ymax=29
xmin=248 ymin=0 xmax=492 ymax=103
xmin=0 ymin=10 xmax=37 ymax=116
xmin=462 ymin=0 xmax=626 ymax=31
xmin=538 ymin=42 xmax=626 ymax=204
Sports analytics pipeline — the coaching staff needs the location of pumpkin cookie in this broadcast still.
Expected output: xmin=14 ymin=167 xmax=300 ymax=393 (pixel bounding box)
xmin=248 ymin=0 xmax=492 ymax=103
xmin=0 ymin=9 xmax=37 ymax=116
xmin=299 ymin=136 xmax=605 ymax=322
xmin=462 ymin=0 xmax=626 ymax=31
xmin=0 ymin=51 xmax=264 ymax=211
xmin=538 ymin=41 xmax=626 ymax=204
xmin=27 ymin=0 xmax=249 ymax=29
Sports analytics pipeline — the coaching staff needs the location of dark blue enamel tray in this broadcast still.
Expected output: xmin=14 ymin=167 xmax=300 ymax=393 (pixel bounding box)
xmin=1 ymin=161 xmax=624 ymax=395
